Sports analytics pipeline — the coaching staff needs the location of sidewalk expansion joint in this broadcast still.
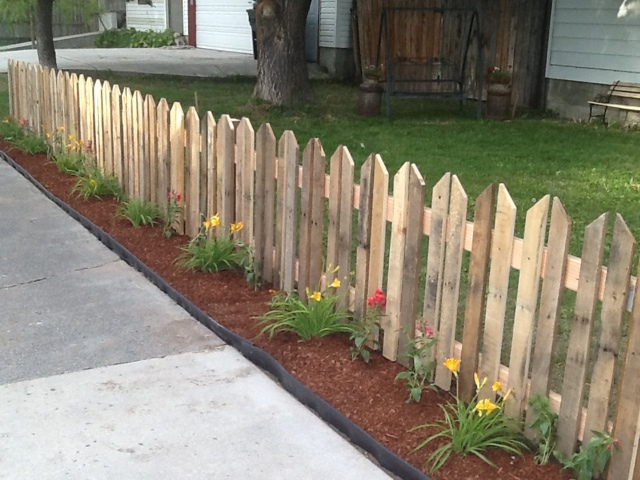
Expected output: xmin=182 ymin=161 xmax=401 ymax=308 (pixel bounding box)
xmin=72 ymin=258 xmax=120 ymax=273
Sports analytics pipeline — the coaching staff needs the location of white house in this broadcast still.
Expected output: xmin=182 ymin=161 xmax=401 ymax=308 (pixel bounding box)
xmin=125 ymin=0 xmax=184 ymax=34
xmin=545 ymin=0 xmax=640 ymax=119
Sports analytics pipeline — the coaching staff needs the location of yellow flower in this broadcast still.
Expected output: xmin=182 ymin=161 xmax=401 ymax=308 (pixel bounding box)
xmin=443 ymin=358 xmax=460 ymax=375
xmin=210 ymin=214 xmax=220 ymax=227
xmin=89 ymin=179 xmax=97 ymax=188
xmin=58 ymin=126 xmax=64 ymax=132
xmin=474 ymin=399 xmax=500 ymax=416
xmin=329 ymin=278 xmax=341 ymax=288
xmin=474 ymin=373 xmax=487 ymax=390
xmin=310 ymin=291 xmax=322 ymax=302
xmin=492 ymin=381 xmax=502 ymax=393
xmin=203 ymin=219 xmax=211 ymax=230
xmin=2 ymin=118 xmax=9 ymax=124
xmin=68 ymin=134 xmax=75 ymax=141
xmin=230 ymin=222 xmax=243 ymax=233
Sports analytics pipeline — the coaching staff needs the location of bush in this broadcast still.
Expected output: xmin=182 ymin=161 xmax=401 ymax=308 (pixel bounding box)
xmin=95 ymin=28 xmax=176 ymax=48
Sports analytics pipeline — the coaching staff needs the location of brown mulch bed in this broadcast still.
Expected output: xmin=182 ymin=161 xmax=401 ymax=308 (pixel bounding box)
xmin=1 ymin=140 xmax=572 ymax=480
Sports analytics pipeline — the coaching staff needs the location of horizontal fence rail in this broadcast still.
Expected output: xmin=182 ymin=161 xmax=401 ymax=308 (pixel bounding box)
xmin=7 ymin=60 xmax=640 ymax=480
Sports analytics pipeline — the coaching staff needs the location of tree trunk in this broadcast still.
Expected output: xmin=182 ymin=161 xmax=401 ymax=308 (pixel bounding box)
xmin=35 ymin=0 xmax=57 ymax=69
xmin=253 ymin=0 xmax=314 ymax=106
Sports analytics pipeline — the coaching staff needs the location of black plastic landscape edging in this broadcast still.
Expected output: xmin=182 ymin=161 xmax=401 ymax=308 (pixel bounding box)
xmin=2 ymin=151 xmax=432 ymax=480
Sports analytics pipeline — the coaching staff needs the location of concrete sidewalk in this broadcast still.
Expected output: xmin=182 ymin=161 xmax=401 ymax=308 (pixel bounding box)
xmin=0 ymin=158 xmax=393 ymax=479
xmin=0 ymin=47 xmax=258 ymax=77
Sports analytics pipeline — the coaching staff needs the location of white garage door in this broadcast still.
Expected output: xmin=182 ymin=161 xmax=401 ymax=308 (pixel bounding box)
xmin=196 ymin=0 xmax=253 ymax=53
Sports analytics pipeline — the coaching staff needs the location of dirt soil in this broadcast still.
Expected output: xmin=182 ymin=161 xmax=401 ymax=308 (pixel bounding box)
xmin=2 ymin=141 xmax=572 ymax=480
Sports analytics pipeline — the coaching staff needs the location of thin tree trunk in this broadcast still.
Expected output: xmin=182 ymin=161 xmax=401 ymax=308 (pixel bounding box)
xmin=254 ymin=0 xmax=314 ymax=106
xmin=35 ymin=0 xmax=57 ymax=69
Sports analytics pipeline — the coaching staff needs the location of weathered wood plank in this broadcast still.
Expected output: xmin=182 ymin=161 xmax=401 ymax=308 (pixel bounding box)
xmin=584 ymin=215 xmax=636 ymax=445
xmin=145 ymin=95 xmax=157 ymax=203
xmin=184 ymin=107 xmax=201 ymax=238
xmin=479 ymin=184 xmax=517 ymax=400
xmin=93 ymin=80 xmax=104 ymax=170
xmin=422 ymin=173 xmax=451 ymax=353
xmin=84 ymin=76 xmax=94 ymax=159
xmin=326 ymin=146 xmax=355 ymax=308
xmin=254 ymin=123 xmax=276 ymax=285
xmin=216 ymin=115 xmax=235 ymax=237
xmin=121 ymin=87 xmax=133 ymax=197
xmin=609 ymin=258 xmax=640 ymax=480
xmin=459 ymin=184 xmax=497 ymax=402
xmin=169 ymin=102 xmax=185 ymax=235
xmin=133 ymin=90 xmax=146 ymax=199
xmin=525 ymin=198 xmax=572 ymax=440
xmin=202 ymin=112 xmax=216 ymax=221
xmin=236 ymin=118 xmax=255 ymax=244
xmin=77 ymin=74 xmax=86 ymax=143
xmin=102 ymin=82 xmax=113 ymax=176
xmin=277 ymin=130 xmax=298 ymax=292
xmin=434 ymin=176 xmax=468 ymax=391
xmin=556 ymin=213 xmax=609 ymax=458
xmin=156 ymin=98 xmax=170 ymax=209
xmin=505 ymin=195 xmax=550 ymax=419
xmin=110 ymin=85 xmax=123 ymax=184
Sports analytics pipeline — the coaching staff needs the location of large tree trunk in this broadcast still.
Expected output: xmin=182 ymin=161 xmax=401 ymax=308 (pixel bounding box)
xmin=35 ymin=0 xmax=57 ymax=69
xmin=254 ymin=0 xmax=314 ymax=106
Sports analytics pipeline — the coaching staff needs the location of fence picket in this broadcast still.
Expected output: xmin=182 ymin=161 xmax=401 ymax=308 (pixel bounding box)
xmin=610 ymin=259 xmax=640 ymax=480
xmin=505 ymin=195 xmax=550 ymax=418
xmin=459 ymin=184 xmax=497 ymax=401
xmin=77 ymin=74 xmax=86 ymax=142
xmin=156 ymin=98 xmax=170 ymax=208
xmin=32 ymin=66 xmax=42 ymax=136
xmin=479 ymin=184 xmax=517 ymax=400
xmin=93 ymin=80 xmax=104 ymax=170
xmin=254 ymin=123 xmax=276 ymax=285
xmin=298 ymin=139 xmax=326 ymax=300
xmin=236 ymin=118 xmax=255 ymax=244
xmin=385 ymin=163 xmax=425 ymax=363
xmin=84 ymin=77 xmax=94 ymax=155
xmin=556 ymin=213 xmax=609 ymax=457
xmin=185 ymin=107 xmax=201 ymax=238
xmin=67 ymin=73 xmax=78 ymax=140
xmin=170 ymin=102 xmax=185 ymax=235
xmin=276 ymin=131 xmax=298 ymax=292
xmin=422 ymin=173 xmax=451 ymax=362
xmin=525 ymin=198 xmax=572 ymax=439
xmin=326 ymin=146 xmax=355 ymax=308
xmin=121 ymin=88 xmax=133 ymax=197
xmin=144 ymin=95 xmax=157 ymax=203
xmin=584 ymin=215 xmax=636 ymax=445
xmin=40 ymin=66 xmax=51 ymax=136
xmin=216 ymin=115 xmax=235 ymax=237
xmin=434 ymin=176 xmax=468 ymax=391
xmin=110 ymin=85 xmax=123 ymax=185
xmin=202 ymin=112 xmax=216 ymax=220
xmin=101 ymin=82 xmax=113 ymax=175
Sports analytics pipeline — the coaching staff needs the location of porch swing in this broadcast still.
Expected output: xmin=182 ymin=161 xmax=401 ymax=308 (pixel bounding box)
xmin=375 ymin=6 xmax=483 ymax=118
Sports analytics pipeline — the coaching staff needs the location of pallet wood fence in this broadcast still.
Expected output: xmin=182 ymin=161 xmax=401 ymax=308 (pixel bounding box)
xmin=7 ymin=60 xmax=640 ymax=479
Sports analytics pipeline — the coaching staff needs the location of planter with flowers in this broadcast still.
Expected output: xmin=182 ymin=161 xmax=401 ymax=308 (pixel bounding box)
xmin=485 ymin=66 xmax=512 ymax=120
xmin=358 ymin=64 xmax=384 ymax=116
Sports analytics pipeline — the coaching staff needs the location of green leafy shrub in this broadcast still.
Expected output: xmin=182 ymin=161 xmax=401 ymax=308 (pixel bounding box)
xmin=527 ymin=393 xmax=558 ymax=465
xmin=47 ymin=127 xmax=89 ymax=175
xmin=0 ymin=116 xmax=26 ymax=141
xmin=350 ymin=288 xmax=385 ymax=363
xmin=258 ymin=281 xmax=354 ymax=341
xmin=411 ymin=359 xmax=528 ymax=473
xmin=395 ymin=327 xmax=437 ymax=403
xmin=555 ymin=431 xmax=620 ymax=480
xmin=72 ymin=166 xmax=124 ymax=201
xmin=178 ymin=215 xmax=251 ymax=273
xmin=162 ymin=190 xmax=182 ymax=238
xmin=117 ymin=198 xmax=161 ymax=227
xmin=95 ymin=28 xmax=176 ymax=48
xmin=1 ymin=117 xmax=48 ymax=154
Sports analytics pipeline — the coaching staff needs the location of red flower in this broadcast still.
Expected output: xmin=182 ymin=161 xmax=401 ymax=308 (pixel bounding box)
xmin=176 ymin=193 xmax=182 ymax=202
xmin=367 ymin=289 xmax=386 ymax=310
xmin=425 ymin=327 xmax=434 ymax=338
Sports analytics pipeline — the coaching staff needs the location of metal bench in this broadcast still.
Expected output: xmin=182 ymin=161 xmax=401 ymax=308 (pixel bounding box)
xmin=588 ymin=81 xmax=640 ymax=123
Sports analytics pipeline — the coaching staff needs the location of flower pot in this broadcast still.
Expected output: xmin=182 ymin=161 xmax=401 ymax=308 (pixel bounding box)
xmin=357 ymin=79 xmax=383 ymax=117
xmin=485 ymin=83 xmax=512 ymax=120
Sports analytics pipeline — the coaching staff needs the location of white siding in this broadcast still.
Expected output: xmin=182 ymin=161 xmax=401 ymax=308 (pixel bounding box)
xmin=196 ymin=0 xmax=253 ymax=53
xmin=547 ymin=0 xmax=640 ymax=84
xmin=126 ymin=0 xmax=168 ymax=32
xmin=183 ymin=0 xmax=188 ymax=37
xmin=319 ymin=0 xmax=351 ymax=49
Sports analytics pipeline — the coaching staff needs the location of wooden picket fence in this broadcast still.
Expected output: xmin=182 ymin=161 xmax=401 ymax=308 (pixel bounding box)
xmin=7 ymin=60 xmax=640 ymax=478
